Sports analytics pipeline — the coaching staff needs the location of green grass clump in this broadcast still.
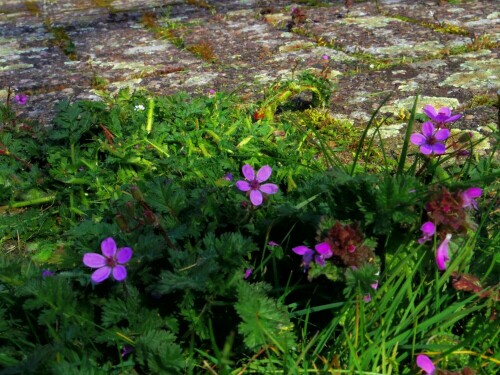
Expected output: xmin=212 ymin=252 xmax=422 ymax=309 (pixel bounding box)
xmin=1 ymin=71 xmax=498 ymax=374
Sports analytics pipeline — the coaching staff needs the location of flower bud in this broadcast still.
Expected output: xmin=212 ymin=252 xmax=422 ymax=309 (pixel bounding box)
xmin=115 ymin=214 xmax=129 ymax=232
xmin=143 ymin=209 xmax=157 ymax=225
xmin=124 ymin=201 xmax=136 ymax=217
xmin=130 ymin=185 xmax=144 ymax=202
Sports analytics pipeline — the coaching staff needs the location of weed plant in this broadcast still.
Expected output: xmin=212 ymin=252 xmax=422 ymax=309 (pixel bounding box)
xmin=0 ymin=71 xmax=498 ymax=375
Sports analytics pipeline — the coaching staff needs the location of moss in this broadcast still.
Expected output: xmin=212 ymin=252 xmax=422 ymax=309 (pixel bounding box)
xmin=24 ymin=0 xmax=40 ymax=16
xmin=45 ymin=23 xmax=78 ymax=60
xmin=387 ymin=14 xmax=469 ymax=36
xmin=185 ymin=0 xmax=214 ymax=10
xmin=90 ymin=0 xmax=114 ymax=7
xmin=468 ymin=94 xmax=497 ymax=108
xmin=90 ymin=74 xmax=109 ymax=90
xmin=186 ymin=41 xmax=217 ymax=61
xmin=142 ymin=12 xmax=186 ymax=49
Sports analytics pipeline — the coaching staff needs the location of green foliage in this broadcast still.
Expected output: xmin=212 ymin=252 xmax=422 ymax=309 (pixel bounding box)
xmin=235 ymin=282 xmax=296 ymax=351
xmin=0 ymin=78 xmax=498 ymax=374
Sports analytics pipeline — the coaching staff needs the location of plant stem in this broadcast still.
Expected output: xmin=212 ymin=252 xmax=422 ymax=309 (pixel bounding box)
xmin=7 ymin=195 xmax=56 ymax=208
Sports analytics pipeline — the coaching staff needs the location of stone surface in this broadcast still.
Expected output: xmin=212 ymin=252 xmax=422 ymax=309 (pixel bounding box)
xmin=0 ymin=0 xmax=498 ymax=147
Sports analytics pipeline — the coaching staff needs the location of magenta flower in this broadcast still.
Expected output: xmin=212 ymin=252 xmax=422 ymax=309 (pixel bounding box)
xmin=418 ymin=221 xmax=435 ymax=244
xmin=244 ymin=268 xmax=252 ymax=279
xmin=83 ymin=237 xmax=133 ymax=283
xmin=268 ymin=241 xmax=279 ymax=247
xmin=460 ymin=187 xmax=482 ymax=209
xmin=436 ymin=233 xmax=452 ymax=271
xmin=410 ymin=121 xmax=450 ymax=155
xmin=416 ymin=354 xmax=435 ymax=375
xmin=292 ymin=245 xmax=315 ymax=270
xmin=14 ymin=94 xmax=28 ymax=105
xmin=235 ymin=165 xmax=279 ymax=206
xmin=423 ymin=104 xmax=461 ymax=127
xmin=314 ymin=242 xmax=333 ymax=266
xmin=292 ymin=242 xmax=333 ymax=269
xmin=121 ymin=345 xmax=134 ymax=358
xmin=224 ymin=173 xmax=233 ymax=181
xmin=42 ymin=269 xmax=54 ymax=278
xmin=322 ymin=54 xmax=330 ymax=60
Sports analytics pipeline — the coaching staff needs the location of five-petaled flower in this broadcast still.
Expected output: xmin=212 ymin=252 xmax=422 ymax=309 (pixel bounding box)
xmin=14 ymin=94 xmax=28 ymax=105
xmin=292 ymin=242 xmax=333 ymax=270
xmin=83 ymin=237 xmax=133 ymax=283
xmin=460 ymin=187 xmax=482 ymax=209
xmin=418 ymin=221 xmax=435 ymax=244
xmin=410 ymin=121 xmax=450 ymax=155
xmin=422 ymin=104 xmax=461 ymax=128
xmin=416 ymin=354 xmax=435 ymax=375
xmin=436 ymin=233 xmax=452 ymax=271
xmin=235 ymin=165 xmax=279 ymax=206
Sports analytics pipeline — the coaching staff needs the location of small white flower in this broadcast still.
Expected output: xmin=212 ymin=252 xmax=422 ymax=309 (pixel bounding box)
xmin=134 ymin=104 xmax=145 ymax=111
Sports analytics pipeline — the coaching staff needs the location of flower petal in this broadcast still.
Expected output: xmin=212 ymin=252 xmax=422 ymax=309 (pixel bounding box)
xmin=431 ymin=143 xmax=446 ymax=154
xmin=249 ymin=189 xmax=263 ymax=206
xmin=259 ymin=183 xmax=279 ymax=195
xmin=416 ymin=354 xmax=435 ymax=375
xmin=91 ymin=267 xmax=111 ymax=283
xmin=256 ymin=165 xmax=272 ymax=183
xmin=241 ymin=164 xmax=255 ymax=180
xmin=315 ymin=242 xmax=332 ymax=257
xmin=421 ymin=221 xmax=435 ymax=236
xmin=420 ymin=144 xmax=433 ymax=155
xmin=83 ymin=253 xmax=107 ymax=268
xmin=461 ymin=187 xmax=482 ymax=209
xmin=235 ymin=180 xmax=251 ymax=191
xmin=421 ymin=122 xmax=435 ymax=137
xmin=112 ymin=265 xmax=127 ymax=281
xmin=101 ymin=237 xmax=117 ymax=257
xmin=463 ymin=187 xmax=482 ymax=199
xmin=434 ymin=128 xmax=450 ymax=141
xmin=444 ymin=113 xmax=461 ymax=123
xmin=410 ymin=133 xmax=427 ymax=146
xmin=314 ymin=254 xmax=326 ymax=266
xmin=292 ymin=245 xmax=312 ymax=255
xmin=436 ymin=234 xmax=452 ymax=271
xmin=422 ymin=105 xmax=437 ymax=120
xmin=438 ymin=107 xmax=451 ymax=117
xmin=116 ymin=247 xmax=133 ymax=264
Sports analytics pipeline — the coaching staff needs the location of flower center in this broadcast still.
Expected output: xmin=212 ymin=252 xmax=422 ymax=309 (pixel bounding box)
xmin=249 ymin=179 xmax=260 ymax=190
xmin=106 ymin=257 xmax=116 ymax=267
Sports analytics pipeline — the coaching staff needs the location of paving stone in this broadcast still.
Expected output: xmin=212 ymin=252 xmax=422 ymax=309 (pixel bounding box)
xmin=0 ymin=0 xmax=497 ymax=137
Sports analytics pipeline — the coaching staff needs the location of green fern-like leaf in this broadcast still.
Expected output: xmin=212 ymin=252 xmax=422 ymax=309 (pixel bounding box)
xmin=235 ymin=282 xmax=296 ymax=352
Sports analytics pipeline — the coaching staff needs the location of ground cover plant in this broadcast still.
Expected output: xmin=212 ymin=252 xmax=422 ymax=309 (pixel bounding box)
xmin=0 ymin=69 xmax=498 ymax=374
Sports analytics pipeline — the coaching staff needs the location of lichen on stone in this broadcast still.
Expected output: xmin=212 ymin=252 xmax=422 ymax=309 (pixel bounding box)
xmin=381 ymin=96 xmax=461 ymax=116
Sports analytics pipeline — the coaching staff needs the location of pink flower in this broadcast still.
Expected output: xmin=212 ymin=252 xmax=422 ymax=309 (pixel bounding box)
xmin=244 ymin=268 xmax=252 ymax=279
xmin=416 ymin=354 xmax=435 ymax=375
xmin=14 ymin=94 xmax=28 ymax=105
xmin=410 ymin=122 xmax=450 ymax=155
xmin=322 ymin=54 xmax=330 ymax=60
xmin=83 ymin=237 xmax=133 ymax=283
xmin=460 ymin=187 xmax=482 ymax=209
xmin=292 ymin=242 xmax=333 ymax=269
xmin=292 ymin=245 xmax=315 ymax=270
xmin=314 ymin=242 xmax=333 ymax=266
xmin=418 ymin=221 xmax=435 ymax=244
xmin=436 ymin=233 xmax=452 ymax=271
xmin=235 ymin=165 xmax=279 ymax=206
xmin=422 ymin=105 xmax=461 ymax=127
xmin=268 ymin=241 xmax=279 ymax=247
